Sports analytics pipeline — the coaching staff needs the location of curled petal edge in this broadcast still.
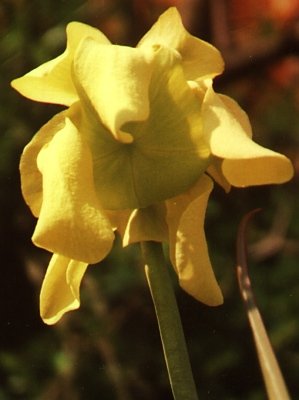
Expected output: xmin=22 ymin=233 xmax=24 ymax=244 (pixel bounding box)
xmin=203 ymin=87 xmax=294 ymax=186
xmin=166 ymin=175 xmax=223 ymax=306
xmin=11 ymin=22 xmax=110 ymax=105
xmin=40 ymin=254 xmax=89 ymax=325
xmin=138 ymin=7 xmax=224 ymax=80
xmin=32 ymin=115 xmax=114 ymax=264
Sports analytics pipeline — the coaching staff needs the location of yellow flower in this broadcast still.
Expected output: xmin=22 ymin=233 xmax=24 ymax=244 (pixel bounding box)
xmin=12 ymin=8 xmax=293 ymax=324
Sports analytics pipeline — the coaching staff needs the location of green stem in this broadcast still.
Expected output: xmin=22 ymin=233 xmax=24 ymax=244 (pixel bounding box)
xmin=141 ymin=241 xmax=199 ymax=400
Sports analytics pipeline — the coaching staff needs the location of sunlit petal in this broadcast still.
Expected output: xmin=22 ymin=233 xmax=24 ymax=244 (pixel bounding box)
xmin=123 ymin=203 xmax=168 ymax=246
xmin=20 ymin=110 xmax=68 ymax=217
xmin=105 ymin=209 xmax=133 ymax=237
xmin=40 ymin=254 xmax=88 ymax=324
xmin=11 ymin=22 xmax=110 ymax=105
xmin=203 ymin=87 xmax=294 ymax=186
xmin=166 ymin=175 xmax=223 ymax=305
xmin=207 ymin=159 xmax=231 ymax=192
xmin=32 ymin=116 xmax=114 ymax=263
xmin=138 ymin=7 xmax=224 ymax=80
xmin=73 ymin=38 xmax=156 ymax=143
xmin=87 ymin=45 xmax=210 ymax=210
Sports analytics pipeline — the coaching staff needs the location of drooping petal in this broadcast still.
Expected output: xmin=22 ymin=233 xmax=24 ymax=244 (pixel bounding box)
xmin=73 ymin=38 xmax=155 ymax=143
xmin=166 ymin=175 xmax=223 ymax=305
xmin=84 ymin=45 xmax=210 ymax=210
xmin=11 ymin=22 xmax=110 ymax=106
xmin=40 ymin=254 xmax=88 ymax=324
xmin=123 ymin=203 xmax=168 ymax=246
xmin=203 ymin=87 xmax=294 ymax=186
xmin=138 ymin=7 xmax=224 ymax=80
xmin=19 ymin=109 xmax=72 ymax=217
xmin=32 ymin=116 xmax=114 ymax=263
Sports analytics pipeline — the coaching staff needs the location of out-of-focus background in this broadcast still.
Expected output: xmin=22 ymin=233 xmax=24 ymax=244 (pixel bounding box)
xmin=1 ymin=0 xmax=299 ymax=399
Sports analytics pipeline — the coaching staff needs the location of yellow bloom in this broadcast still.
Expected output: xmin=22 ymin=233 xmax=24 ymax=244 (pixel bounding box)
xmin=12 ymin=8 xmax=293 ymax=324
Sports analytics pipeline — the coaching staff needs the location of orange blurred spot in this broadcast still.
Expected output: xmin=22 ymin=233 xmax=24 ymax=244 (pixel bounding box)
xmin=270 ymin=57 xmax=299 ymax=87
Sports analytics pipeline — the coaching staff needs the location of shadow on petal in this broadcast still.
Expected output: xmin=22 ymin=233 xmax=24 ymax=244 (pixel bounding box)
xmin=32 ymin=116 xmax=114 ymax=264
xmin=11 ymin=22 xmax=110 ymax=106
xmin=123 ymin=203 xmax=168 ymax=246
xmin=138 ymin=7 xmax=224 ymax=80
xmin=166 ymin=174 xmax=223 ymax=306
xmin=203 ymin=86 xmax=294 ymax=186
xmin=40 ymin=254 xmax=88 ymax=325
xmin=20 ymin=109 xmax=71 ymax=217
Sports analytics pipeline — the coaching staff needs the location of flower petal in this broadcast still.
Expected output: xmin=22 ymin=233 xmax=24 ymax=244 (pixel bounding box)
xmin=105 ymin=209 xmax=133 ymax=236
xmin=166 ymin=175 xmax=223 ymax=306
xmin=207 ymin=159 xmax=231 ymax=192
xmin=11 ymin=22 xmax=110 ymax=105
xmin=203 ymin=87 xmax=294 ymax=186
xmin=138 ymin=7 xmax=224 ymax=80
xmin=40 ymin=254 xmax=88 ymax=324
xmin=123 ymin=203 xmax=168 ymax=246
xmin=32 ymin=115 xmax=114 ymax=263
xmin=86 ymin=45 xmax=210 ymax=209
xmin=20 ymin=110 xmax=68 ymax=217
xmin=73 ymin=38 xmax=155 ymax=143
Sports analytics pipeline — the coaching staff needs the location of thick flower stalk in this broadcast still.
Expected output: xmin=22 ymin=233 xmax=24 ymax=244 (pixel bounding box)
xmin=12 ymin=8 xmax=293 ymax=325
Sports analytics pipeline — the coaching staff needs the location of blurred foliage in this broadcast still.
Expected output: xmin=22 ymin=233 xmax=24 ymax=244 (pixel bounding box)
xmin=1 ymin=0 xmax=299 ymax=399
